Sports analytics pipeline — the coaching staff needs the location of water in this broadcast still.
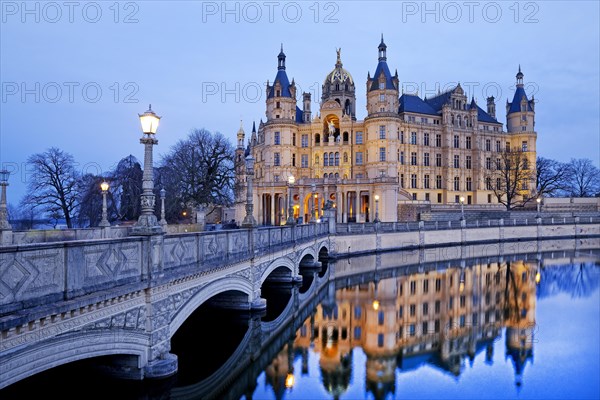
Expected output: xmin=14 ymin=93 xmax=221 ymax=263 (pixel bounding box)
xmin=2 ymin=242 xmax=599 ymax=400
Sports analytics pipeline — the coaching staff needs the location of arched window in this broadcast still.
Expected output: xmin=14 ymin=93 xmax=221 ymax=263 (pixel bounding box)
xmin=329 ymin=173 xmax=333 ymax=178
xmin=343 ymin=152 xmax=348 ymax=163
xmin=335 ymin=152 xmax=340 ymax=166
xmin=327 ymin=152 xmax=333 ymax=166
xmin=323 ymin=153 xmax=328 ymax=166
xmin=343 ymin=131 xmax=349 ymax=142
xmin=335 ymin=84 xmax=340 ymax=91
xmin=324 ymin=173 xmax=328 ymax=178
xmin=335 ymin=173 xmax=339 ymax=178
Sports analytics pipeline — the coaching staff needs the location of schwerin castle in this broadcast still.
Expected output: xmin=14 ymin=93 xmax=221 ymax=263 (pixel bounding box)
xmin=234 ymin=36 xmax=537 ymax=225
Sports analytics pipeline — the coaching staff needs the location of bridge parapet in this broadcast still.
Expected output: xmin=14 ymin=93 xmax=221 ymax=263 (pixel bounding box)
xmin=0 ymin=224 xmax=330 ymax=327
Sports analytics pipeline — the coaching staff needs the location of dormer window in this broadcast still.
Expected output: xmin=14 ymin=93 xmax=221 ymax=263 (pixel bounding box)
xmin=379 ymin=94 xmax=385 ymax=102
xmin=379 ymin=81 xmax=385 ymax=90
xmin=521 ymin=103 xmax=527 ymax=112
xmin=276 ymin=90 xmax=280 ymax=97
xmin=276 ymin=101 xmax=280 ymax=108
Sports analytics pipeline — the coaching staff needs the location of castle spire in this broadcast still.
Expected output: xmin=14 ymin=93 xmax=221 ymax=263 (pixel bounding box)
xmin=378 ymin=34 xmax=387 ymax=61
xmin=516 ymin=65 xmax=524 ymax=86
xmin=278 ymin=44 xmax=286 ymax=70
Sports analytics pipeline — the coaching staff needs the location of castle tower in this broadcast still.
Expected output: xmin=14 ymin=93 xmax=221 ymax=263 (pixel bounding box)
xmin=265 ymin=44 xmax=297 ymax=122
xmin=366 ymin=35 xmax=399 ymax=115
xmin=506 ymin=66 xmax=535 ymax=134
xmin=303 ymin=92 xmax=312 ymax=122
xmin=234 ymin=121 xmax=248 ymax=224
xmin=487 ymin=96 xmax=496 ymax=119
xmin=364 ymin=35 xmax=401 ymax=192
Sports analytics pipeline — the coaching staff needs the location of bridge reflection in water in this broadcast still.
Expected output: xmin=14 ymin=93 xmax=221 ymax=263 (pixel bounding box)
xmin=1 ymin=238 xmax=599 ymax=400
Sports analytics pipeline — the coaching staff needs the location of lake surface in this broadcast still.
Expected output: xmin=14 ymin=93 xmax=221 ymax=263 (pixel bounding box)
xmin=2 ymin=242 xmax=599 ymax=400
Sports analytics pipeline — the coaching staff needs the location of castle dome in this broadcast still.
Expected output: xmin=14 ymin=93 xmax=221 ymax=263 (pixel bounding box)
xmin=324 ymin=48 xmax=354 ymax=85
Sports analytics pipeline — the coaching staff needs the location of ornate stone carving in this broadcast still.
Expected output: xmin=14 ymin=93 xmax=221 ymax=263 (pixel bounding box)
xmin=0 ymin=250 xmax=63 ymax=305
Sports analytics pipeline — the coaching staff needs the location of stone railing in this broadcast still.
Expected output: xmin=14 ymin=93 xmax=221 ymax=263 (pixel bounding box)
xmin=8 ymin=226 xmax=131 ymax=244
xmin=337 ymin=216 xmax=600 ymax=235
xmin=0 ymin=223 xmax=331 ymax=320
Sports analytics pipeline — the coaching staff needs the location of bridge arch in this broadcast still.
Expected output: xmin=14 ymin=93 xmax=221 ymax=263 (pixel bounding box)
xmin=170 ymin=276 xmax=253 ymax=336
xmin=259 ymin=257 xmax=296 ymax=285
xmin=1 ymin=329 xmax=148 ymax=389
xmin=298 ymin=247 xmax=318 ymax=264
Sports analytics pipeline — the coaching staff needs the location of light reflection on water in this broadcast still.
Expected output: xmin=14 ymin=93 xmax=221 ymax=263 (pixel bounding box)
xmin=1 ymin=242 xmax=599 ymax=400
xmin=245 ymin=255 xmax=600 ymax=400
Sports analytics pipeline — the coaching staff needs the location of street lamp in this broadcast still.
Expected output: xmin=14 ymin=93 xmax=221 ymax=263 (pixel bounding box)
xmin=242 ymin=154 xmax=257 ymax=228
xmin=132 ymin=104 xmax=162 ymax=235
xmin=99 ymin=181 xmax=110 ymax=227
xmin=286 ymin=175 xmax=295 ymax=225
xmin=459 ymin=196 xmax=465 ymax=221
xmin=310 ymin=183 xmax=317 ymax=223
xmin=536 ymin=197 xmax=542 ymax=218
xmin=374 ymin=194 xmax=380 ymax=223
xmin=159 ymin=188 xmax=168 ymax=228
xmin=0 ymin=170 xmax=12 ymax=231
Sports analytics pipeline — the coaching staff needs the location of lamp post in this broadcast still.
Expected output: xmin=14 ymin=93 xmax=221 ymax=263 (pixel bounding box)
xmin=242 ymin=154 xmax=257 ymax=228
xmin=99 ymin=181 xmax=110 ymax=227
xmin=159 ymin=188 xmax=168 ymax=228
xmin=132 ymin=105 xmax=162 ymax=235
xmin=374 ymin=194 xmax=380 ymax=223
xmin=459 ymin=196 xmax=465 ymax=221
xmin=536 ymin=197 xmax=542 ymax=218
xmin=286 ymin=175 xmax=295 ymax=225
xmin=310 ymin=183 xmax=316 ymax=223
xmin=0 ymin=169 xmax=12 ymax=231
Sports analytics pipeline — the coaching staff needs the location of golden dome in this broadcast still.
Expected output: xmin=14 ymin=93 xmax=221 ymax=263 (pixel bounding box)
xmin=324 ymin=48 xmax=354 ymax=85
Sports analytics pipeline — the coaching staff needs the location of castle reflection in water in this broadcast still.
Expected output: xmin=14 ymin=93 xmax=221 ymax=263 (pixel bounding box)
xmin=263 ymin=260 xmax=540 ymax=399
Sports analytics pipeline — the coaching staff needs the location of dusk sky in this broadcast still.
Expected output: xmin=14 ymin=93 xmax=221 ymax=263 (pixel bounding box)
xmin=1 ymin=0 xmax=599 ymax=202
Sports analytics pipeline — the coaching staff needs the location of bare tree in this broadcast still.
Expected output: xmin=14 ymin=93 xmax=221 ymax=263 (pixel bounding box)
xmin=565 ymin=158 xmax=600 ymax=197
xmin=160 ymin=128 xmax=235 ymax=211
xmin=77 ymin=173 xmax=116 ymax=227
xmin=22 ymin=147 xmax=79 ymax=228
xmin=487 ymin=149 xmax=536 ymax=210
xmin=536 ymin=157 xmax=570 ymax=197
xmin=110 ymin=155 xmax=143 ymax=222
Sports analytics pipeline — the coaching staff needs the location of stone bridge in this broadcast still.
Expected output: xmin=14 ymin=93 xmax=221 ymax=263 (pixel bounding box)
xmin=0 ymin=223 xmax=331 ymax=389
xmin=1 ymin=215 xmax=599 ymax=391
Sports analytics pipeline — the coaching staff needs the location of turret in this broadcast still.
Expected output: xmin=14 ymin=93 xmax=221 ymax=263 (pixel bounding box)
xmin=303 ymin=92 xmax=312 ymax=122
xmin=487 ymin=96 xmax=496 ymax=119
xmin=265 ymin=44 xmax=297 ymax=121
xmin=250 ymin=121 xmax=257 ymax=147
xmin=506 ymin=66 xmax=535 ymax=133
xmin=236 ymin=120 xmax=245 ymax=149
xmin=366 ymin=35 xmax=399 ymax=115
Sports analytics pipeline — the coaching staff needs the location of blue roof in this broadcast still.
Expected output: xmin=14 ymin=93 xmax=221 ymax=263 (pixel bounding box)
xmin=267 ymin=69 xmax=293 ymax=98
xmin=475 ymin=104 xmax=500 ymax=124
xmin=369 ymin=61 xmax=395 ymax=91
xmin=399 ymin=94 xmax=438 ymax=115
xmin=423 ymin=87 xmax=501 ymax=124
xmin=424 ymin=90 xmax=453 ymax=112
xmin=507 ymin=86 xmax=533 ymax=114
xmin=295 ymin=106 xmax=304 ymax=123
